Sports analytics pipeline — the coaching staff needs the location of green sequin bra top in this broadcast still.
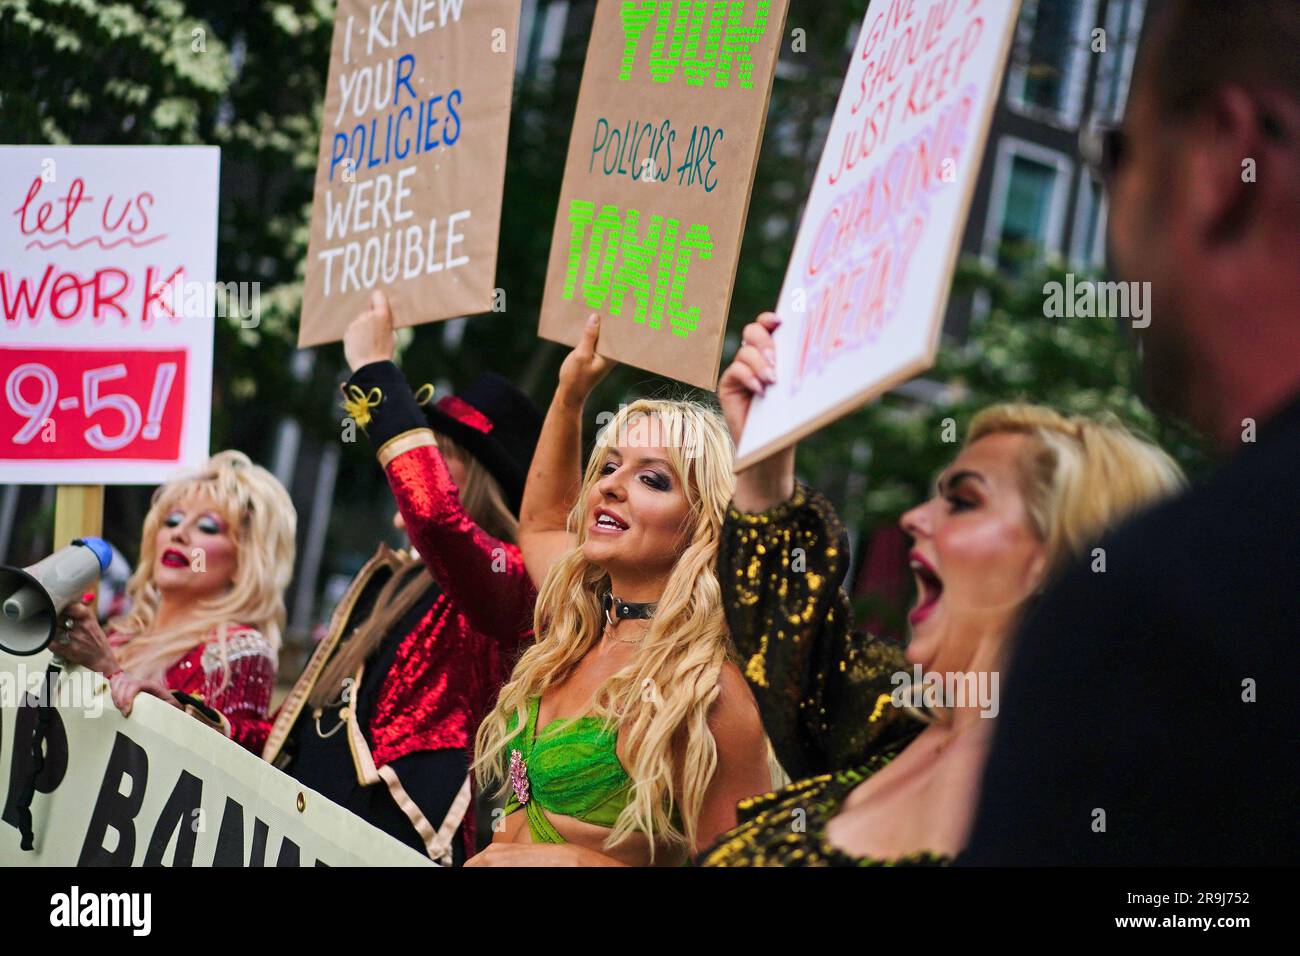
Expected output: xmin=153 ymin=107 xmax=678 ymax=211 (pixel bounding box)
xmin=502 ymin=696 xmax=634 ymax=843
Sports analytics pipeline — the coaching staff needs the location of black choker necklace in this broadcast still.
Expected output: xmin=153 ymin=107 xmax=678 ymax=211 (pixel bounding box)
xmin=602 ymin=591 xmax=657 ymax=627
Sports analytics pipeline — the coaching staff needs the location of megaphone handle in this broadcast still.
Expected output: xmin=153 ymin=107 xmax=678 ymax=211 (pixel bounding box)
xmin=15 ymin=659 xmax=62 ymax=852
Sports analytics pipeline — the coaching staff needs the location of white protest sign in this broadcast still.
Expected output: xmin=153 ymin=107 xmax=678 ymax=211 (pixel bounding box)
xmin=0 ymin=146 xmax=220 ymax=485
xmin=0 ymin=649 xmax=432 ymax=866
xmin=735 ymin=0 xmax=1021 ymax=468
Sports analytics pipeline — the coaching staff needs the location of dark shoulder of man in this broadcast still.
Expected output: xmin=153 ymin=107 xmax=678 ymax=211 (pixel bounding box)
xmin=963 ymin=406 xmax=1300 ymax=865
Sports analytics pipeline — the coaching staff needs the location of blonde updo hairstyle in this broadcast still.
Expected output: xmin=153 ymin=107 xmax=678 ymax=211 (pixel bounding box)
xmin=111 ymin=450 xmax=297 ymax=683
xmin=966 ymin=403 xmax=1186 ymax=575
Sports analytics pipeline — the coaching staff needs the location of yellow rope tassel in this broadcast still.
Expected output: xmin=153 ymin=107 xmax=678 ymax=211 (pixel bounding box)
xmin=340 ymin=384 xmax=383 ymax=429
xmin=413 ymin=383 xmax=435 ymax=406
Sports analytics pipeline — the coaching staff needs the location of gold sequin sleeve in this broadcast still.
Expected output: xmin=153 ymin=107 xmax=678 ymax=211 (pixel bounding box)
xmin=720 ymin=481 xmax=915 ymax=780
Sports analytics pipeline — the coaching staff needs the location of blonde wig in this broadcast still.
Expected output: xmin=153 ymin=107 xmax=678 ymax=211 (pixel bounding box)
xmin=474 ymin=398 xmax=737 ymax=857
xmin=967 ymin=403 xmax=1186 ymax=574
xmin=110 ymin=450 xmax=297 ymax=683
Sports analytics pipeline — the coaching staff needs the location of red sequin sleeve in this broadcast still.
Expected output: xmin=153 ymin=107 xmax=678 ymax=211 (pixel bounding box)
xmin=199 ymin=629 xmax=276 ymax=754
xmin=346 ymin=360 xmax=535 ymax=647
xmin=382 ymin=439 xmax=535 ymax=644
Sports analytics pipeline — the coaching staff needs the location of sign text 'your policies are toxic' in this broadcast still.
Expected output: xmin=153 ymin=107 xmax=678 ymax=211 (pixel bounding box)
xmin=541 ymin=0 xmax=789 ymax=389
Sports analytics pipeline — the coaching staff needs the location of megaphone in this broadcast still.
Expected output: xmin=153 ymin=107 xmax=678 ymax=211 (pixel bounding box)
xmin=0 ymin=538 xmax=112 ymax=656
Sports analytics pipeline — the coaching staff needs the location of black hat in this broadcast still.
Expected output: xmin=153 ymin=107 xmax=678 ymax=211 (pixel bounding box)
xmin=422 ymin=373 xmax=542 ymax=515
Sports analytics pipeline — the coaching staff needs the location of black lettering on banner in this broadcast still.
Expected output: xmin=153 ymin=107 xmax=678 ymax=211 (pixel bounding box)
xmin=250 ymin=816 xmax=269 ymax=866
xmin=1 ymin=692 xmax=68 ymax=829
xmin=213 ymin=797 xmax=276 ymax=867
xmin=77 ymin=731 xmax=148 ymax=866
xmin=213 ymin=795 xmax=245 ymax=866
xmin=276 ymin=835 xmax=301 ymax=867
xmin=143 ymin=769 xmax=203 ymax=866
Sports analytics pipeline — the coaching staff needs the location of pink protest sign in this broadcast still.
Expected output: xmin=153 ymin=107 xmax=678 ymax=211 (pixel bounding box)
xmin=0 ymin=146 xmax=220 ymax=484
xmin=735 ymin=0 xmax=1021 ymax=468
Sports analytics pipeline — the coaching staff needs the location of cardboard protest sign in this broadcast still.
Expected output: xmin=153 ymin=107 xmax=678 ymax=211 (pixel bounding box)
xmin=0 ymin=146 xmax=219 ymax=485
xmin=299 ymin=0 xmax=522 ymax=347
xmin=735 ymin=0 xmax=1021 ymax=469
xmin=539 ymin=0 xmax=790 ymax=389
xmin=0 ymin=649 xmax=431 ymax=866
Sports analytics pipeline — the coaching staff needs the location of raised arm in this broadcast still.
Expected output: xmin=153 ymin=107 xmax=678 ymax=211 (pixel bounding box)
xmin=341 ymin=292 xmax=535 ymax=643
xmin=716 ymin=314 xmax=918 ymax=779
xmin=717 ymin=313 xmax=796 ymax=513
xmin=517 ymin=314 xmax=613 ymax=588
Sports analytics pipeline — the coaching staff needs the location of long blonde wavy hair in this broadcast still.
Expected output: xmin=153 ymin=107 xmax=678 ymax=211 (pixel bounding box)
xmin=110 ymin=450 xmax=297 ymax=682
xmin=473 ymin=398 xmax=737 ymax=857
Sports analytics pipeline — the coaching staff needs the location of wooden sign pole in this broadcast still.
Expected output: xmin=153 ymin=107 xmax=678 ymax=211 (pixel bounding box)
xmin=53 ymin=485 xmax=104 ymax=546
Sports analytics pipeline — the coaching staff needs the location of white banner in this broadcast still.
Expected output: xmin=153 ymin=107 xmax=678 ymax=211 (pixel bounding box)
xmin=0 ymin=650 xmax=431 ymax=866
xmin=0 ymin=146 xmax=219 ymax=485
xmin=735 ymin=0 xmax=1021 ymax=468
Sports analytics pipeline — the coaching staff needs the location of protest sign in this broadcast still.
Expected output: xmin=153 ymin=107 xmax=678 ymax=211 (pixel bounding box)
xmin=539 ymin=0 xmax=789 ymax=389
xmin=735 ymin=0 xmax=1021 ymax=468
xmin=0 ymin=146 xmax=220 ymax=485
xmin=0 ymin=649 xmax=431 ymax=866
xmin=299 ymin=0 xmax=521 ymax=346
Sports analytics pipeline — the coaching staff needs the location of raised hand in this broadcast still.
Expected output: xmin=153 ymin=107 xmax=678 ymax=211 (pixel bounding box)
xmin=718 ymin=312 xmax=780 ymax=445
xmin=343 ymin=289 xmax=397 ymax=372
xmin=718 ymin=312 xmax=795 ymax=512
xmin=557 ymin=313 xmax=615 ymax=405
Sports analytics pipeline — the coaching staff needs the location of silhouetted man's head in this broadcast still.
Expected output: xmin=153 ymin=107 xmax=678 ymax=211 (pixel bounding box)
xmin=1109 ymin=0 xmax=1300 ymax=446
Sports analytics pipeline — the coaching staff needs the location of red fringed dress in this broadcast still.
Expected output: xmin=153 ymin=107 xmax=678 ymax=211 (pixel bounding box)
xmin=111 ymin=625 xmax=276 ymax=754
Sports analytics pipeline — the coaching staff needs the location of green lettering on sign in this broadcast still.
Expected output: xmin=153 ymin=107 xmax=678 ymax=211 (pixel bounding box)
xmin=619 ymin=0 xmax=771 ymax=90
xmin=562 ymin=199 xmax=713 ymax=337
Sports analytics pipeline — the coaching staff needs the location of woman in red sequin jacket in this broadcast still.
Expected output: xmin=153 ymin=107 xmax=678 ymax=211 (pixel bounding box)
xmin=261 ymin=292 xmax=543 ymax=866
xmin=59 ymin=451 xmax=297 ymax=754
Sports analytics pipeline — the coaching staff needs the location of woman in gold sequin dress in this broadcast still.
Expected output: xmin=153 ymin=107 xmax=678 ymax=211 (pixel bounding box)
xmin=698 ymin=313 xmax=1187 ymax=866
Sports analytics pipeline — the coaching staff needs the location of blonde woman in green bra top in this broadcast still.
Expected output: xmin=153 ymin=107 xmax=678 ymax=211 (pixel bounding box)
xmin=467 ymin=316 xmax=773 ymax=866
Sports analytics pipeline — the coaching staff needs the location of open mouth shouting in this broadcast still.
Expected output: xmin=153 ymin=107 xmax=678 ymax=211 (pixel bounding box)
xmin=908 ymin=551 xmax=944 ymax=626
xmin=160 ymin=548 xmax=189 ymax=569
xmin=590 ymin=507 xmax=630 ymax=536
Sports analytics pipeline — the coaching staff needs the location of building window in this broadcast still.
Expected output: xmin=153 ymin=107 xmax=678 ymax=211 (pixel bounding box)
xmin=1093 ymin=0 xmax=1146 ymax=123
xmin=537 ymin=0 xmax=568 ymax=64
xmin=518 ymin=0 xmax=569 ymax=82
xmin=1006 ymin=0 xmax=1098 ymax=128
xmin=983 ymin=136 xmax=1074 ymax=274
xmin=1070 ymin=172 xmax=1108 ymax=269
xmin=515 ymin=0 xmax=537 ymax=77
